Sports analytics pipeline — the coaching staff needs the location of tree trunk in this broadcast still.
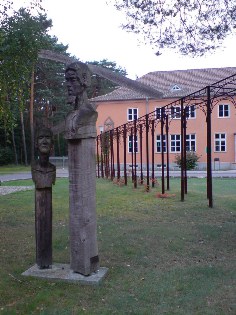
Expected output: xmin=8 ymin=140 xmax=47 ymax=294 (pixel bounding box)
xmin=11 ymin=127 xmax=18 ymax=165
xmin=4 ymin=124 xmax=7 ymax=146
xmin=20 ymin=110 xmax=28 ymax=166
xmin=57 ymin=133 xmax=61 ymax=156
xmin=30 ymin=68 xmax=35 ymax=162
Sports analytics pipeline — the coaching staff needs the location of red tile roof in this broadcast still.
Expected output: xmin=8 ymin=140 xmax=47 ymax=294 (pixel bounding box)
xmin=92 ymin=67 xmax=236 ymax=101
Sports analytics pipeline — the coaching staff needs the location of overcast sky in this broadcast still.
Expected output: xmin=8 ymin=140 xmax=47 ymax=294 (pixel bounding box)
xmin=15 ymin=0 xmax=235 ymax=79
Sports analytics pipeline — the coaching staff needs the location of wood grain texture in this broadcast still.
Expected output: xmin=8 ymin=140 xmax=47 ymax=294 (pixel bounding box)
xmin=35 ymin=188 xmax=52 ymax=268
xmin=68 ymin=138 xmax=99 ymax=275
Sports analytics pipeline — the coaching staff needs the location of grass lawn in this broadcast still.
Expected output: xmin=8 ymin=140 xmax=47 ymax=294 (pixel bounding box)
xmin=0 ymin=176 xmax=235 ymax=314
xmin=0 ymin=165 xmax=30 ymax=174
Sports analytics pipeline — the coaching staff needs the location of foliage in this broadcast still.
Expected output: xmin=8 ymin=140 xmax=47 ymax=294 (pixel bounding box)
xmin=0 ymin=146 xmax=14 ymax=165
xmin=0 ymin=6 xmax=54 ymax=164
xmin=0 ymin=7 xmax=53 ymax=104
xmin=0 ymin=177 xmax=235 ymax=314
xmin=87 ymin=59 xmax=127 ymax=98
xmin=0 ymin=2 xmax=130 ymax=161
xmin=175 ymin=150 xmax=201 ymax=170
xmin=100 ymin=131 xmax=111 ymax=154
xmin=100 ymin=132 xmax=111 ymax=178
xmin=0 ymin=0 xmax=44 ymax=22
xmin=112 ymin=0 xmax=236 ymax=56
xmin=0 ymin=4 xmax=71 ymax=161
xmin=34 ymin=41 xmax=70 ymax=127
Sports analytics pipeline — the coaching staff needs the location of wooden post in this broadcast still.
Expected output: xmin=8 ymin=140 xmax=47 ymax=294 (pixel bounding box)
xmin=123 ymin=125 xmax=127 ymax=185
xmin=161 ymin=108 xmax=165 ymax=195
xmin=134 ymin=120 xmax=137 ymax=188
xmin=183 ymin=107 xmax=187 ymax=194
xmin=181 ymin=99 xmax=185 ymax=201
xmin=96 ymin=136 xmax=100 ymax=178
xmin=67 ymin=138 xmax=99 ymax=275
xmin=116 ymin=127 xmax=120 ymax=180
xmin=145 ymin=114 xmax=150 ymax=190
xmin=206 ymin=86 xmax=213 ymax=208
xmin=35 ymin=188 xmax=53 ymax=268
xmin=165 ymin=112 xmax=170 ymax=190
xmin=139 ymin=124 xmax=143 ymax=184
xmin=31 ymin=127 xmax=56 ymax=269
xmin=151 ymin=120 xmax=155 ymax=188
xmin=65 ymin=62 xmax=99 ymax=275
xmin=110 ymin=130 xmax=114 ymax=180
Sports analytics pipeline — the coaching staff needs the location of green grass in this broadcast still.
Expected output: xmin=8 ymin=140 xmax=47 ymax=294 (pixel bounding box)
xmin=0 ymin=176 xmax=235 ymax=314
xmin=0 ymin=164 xmax=30 ymax=174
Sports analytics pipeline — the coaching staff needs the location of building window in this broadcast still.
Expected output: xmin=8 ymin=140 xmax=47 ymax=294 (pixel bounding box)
xmin=104 ymin=116 xmax=114 ymax=131
xmin=171 ymin=134 xmax=181 ymax=152
xmin=128 ymin=135 xmax=138 ymax=153
xmin=155 ymin=107 xmax=162 ymax=119
xmin=156 ymin=135 xmax=166 ymax=152
xmin=186 ymin=134 xmax=196 ymax=151
xmin=218 ymin=104 xmax=229 ymax=117
xmin=215 ymin=133 xmax=226 ymax=152
xmin=127 ymin=108 xmax=138 ymax=121
xmin=185 ymin=105 xmax=196 ymax=119
xmin=171 ymin=106 xmax=181 ymax=119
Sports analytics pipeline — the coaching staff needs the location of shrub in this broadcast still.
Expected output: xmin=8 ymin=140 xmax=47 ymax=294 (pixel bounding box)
xmin=0 ymin=147 xmax=15 ymax=165
xmin=175 ymin=151 xmax=201 ymax=170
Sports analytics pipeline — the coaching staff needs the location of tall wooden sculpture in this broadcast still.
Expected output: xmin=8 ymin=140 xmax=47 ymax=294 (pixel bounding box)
xmin=65 ymin=62 xmax=99 ymax=275
xmin=31 ymin=127 xmax=56 ymax=269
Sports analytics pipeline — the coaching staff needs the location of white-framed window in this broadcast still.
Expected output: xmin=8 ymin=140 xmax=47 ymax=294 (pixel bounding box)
xmin=170 ymin=134 xmax=181 ymax=152
xmin=186 ymin=134 xmax=196 ymax=151
xmin=155 ymin=107 xmax=162 ymax=119
xmin=171 ymin=106 xmax=181 ymax=119
xmin=128 ymin=135 xmax=138 ymax=153
xmin=215 ymin=133 xmax=226 ymax=152
xmin=157 ymin=164 xmax=166 ymax=168
xmin=218 ymin=104 xmax=229 ymax=118
xmin=156 ymin=135 xmax=166 ymax=153
xmin=185 ymin=105 xmax=196 ymax=119
xmin=127 ymin=108 xmax=138 ymax=121
xmin=171 ymin=85 xmax=181 ymax=91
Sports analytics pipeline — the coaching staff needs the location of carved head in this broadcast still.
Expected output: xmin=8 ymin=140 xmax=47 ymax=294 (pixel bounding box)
xmin=35 ymin=127 xmax=53 ymax=155
xmin=65 ymin=62 xmax=91 ymax=106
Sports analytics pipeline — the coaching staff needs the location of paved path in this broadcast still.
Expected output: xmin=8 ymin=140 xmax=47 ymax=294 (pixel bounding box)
xmin=0 ymin=169 xmax=235 ymax=196
xmin=0 ymin=169 xmax=68 ymax=183
xmin=0 ymin=169 xmax=236 ymax=183
xmin=0 ymin=169 xmax=68 ymax=196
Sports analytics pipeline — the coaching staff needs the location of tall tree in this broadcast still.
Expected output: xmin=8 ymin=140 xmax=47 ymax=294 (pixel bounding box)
xmin=112 ymin=0 xmax=236 ymax=56
xmin=0 ymin=7 xmax=53 ymax=164
xmin=0 ymin=0 xmax=44 ymax=22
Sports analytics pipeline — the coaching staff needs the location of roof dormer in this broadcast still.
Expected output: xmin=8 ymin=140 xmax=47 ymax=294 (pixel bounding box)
xmin=171 ymin=84 xmax=181 ymax=91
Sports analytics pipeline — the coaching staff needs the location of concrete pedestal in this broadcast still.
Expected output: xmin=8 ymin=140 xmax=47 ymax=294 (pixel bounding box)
xmin=22 ymin=264 xmax=108 ymax=285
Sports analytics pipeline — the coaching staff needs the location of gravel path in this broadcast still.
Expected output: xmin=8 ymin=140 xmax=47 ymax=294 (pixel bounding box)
xmin=0 ymin=186 xmax=34 ymax=196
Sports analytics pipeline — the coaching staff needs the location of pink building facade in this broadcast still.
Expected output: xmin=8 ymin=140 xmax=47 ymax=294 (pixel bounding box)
xmin=93 ymin=67 xmax=236 ymax=170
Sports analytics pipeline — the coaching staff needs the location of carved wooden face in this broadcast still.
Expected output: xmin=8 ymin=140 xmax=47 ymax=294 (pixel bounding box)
xmin=36 ymin=131 xmax=52 ymax=155
xmin=65 ymin=69 xmax=85 ymax=104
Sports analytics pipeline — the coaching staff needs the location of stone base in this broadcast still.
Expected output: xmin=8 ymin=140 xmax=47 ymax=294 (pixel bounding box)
xmin=22 ymin=263 xmax=108 ymax=285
